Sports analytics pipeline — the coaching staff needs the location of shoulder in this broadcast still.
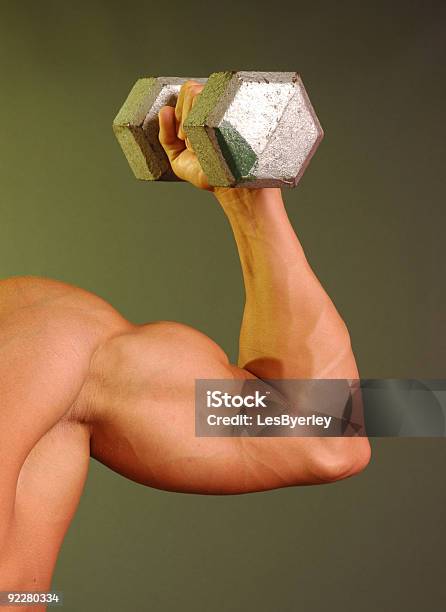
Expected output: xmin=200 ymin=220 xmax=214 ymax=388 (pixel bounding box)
xmin=0 ymin=276 xmax=132 ymax=425
xmin=0 ymin=278 xmax=133 ymax=538
xmin=0 ymin=275 xmax=131 ymax=344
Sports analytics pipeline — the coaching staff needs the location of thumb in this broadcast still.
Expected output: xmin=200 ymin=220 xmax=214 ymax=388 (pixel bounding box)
xmin=158 ymin=106 xmax=185 ymax=164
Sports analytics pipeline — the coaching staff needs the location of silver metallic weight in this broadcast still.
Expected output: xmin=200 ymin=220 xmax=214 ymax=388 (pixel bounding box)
xmin=184 ymin=71 xmax=324 ymax=188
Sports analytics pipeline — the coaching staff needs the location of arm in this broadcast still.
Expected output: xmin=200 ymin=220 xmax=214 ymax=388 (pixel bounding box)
xmin=159 ymin=82 xmax=356 ymax=379
xmin=216 ymin=186 xmax=357 ymax=380
xmin=87 ymin=83 xmax=370 ymax=494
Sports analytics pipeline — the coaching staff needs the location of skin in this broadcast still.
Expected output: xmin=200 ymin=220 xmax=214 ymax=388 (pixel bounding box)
xmin=0 ymin=81 xmax=370 ymax=607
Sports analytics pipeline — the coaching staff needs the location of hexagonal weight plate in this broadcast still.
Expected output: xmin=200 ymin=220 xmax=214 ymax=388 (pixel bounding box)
xmin=184 ymin=71 xmax=324 ymax=188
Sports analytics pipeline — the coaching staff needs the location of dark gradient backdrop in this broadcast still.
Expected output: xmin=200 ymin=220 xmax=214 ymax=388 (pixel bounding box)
xmin=1 ymin=1 xmax=445 ymax=610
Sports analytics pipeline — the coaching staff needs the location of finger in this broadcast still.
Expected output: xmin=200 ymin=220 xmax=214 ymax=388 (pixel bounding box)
xmin=175 ymin=80 xmax=202 ymax=121
xmin=174 ymin=81 xmax=196 ymax=135
xmin=158 ymin=106 xmax=185 ymax=164
xmin=185 ymin=92 xmax=202 ymax=150
xmin=175 ymin=81 xmax=204 ymax=138
xmin=174 ymin=83 xmax=187 ymax=136
xmin=178 ymin=88 xmax=194 ymax=140
xmin=179 ymin=84 xmax=204 ymax=140
xmin=191 ymin=91 xmax=201 ymax=107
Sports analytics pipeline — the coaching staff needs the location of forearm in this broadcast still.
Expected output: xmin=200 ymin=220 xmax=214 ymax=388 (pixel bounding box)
xmin=215 ymin=187 xmax=357 ymax=379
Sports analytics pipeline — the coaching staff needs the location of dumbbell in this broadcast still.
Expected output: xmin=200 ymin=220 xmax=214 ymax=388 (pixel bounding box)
xmin=113 ymin=71 xmax=323 ymax=188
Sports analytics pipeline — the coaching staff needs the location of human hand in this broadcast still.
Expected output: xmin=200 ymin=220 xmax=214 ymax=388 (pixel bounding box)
xmin=158 ymin=80 xmax=212 ymax=191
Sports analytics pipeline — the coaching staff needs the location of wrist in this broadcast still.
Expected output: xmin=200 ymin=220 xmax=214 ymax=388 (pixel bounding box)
xmin=213 ymin=187 xmax=285 ymax=221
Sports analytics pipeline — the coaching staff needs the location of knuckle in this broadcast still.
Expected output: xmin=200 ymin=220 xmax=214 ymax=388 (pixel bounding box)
xmin=183 ymin=80 xmax=203 ymax=98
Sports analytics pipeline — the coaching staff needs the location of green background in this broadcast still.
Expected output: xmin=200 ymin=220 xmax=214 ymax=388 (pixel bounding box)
xmin=1 ymin=0 xmax=445 ymax=610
